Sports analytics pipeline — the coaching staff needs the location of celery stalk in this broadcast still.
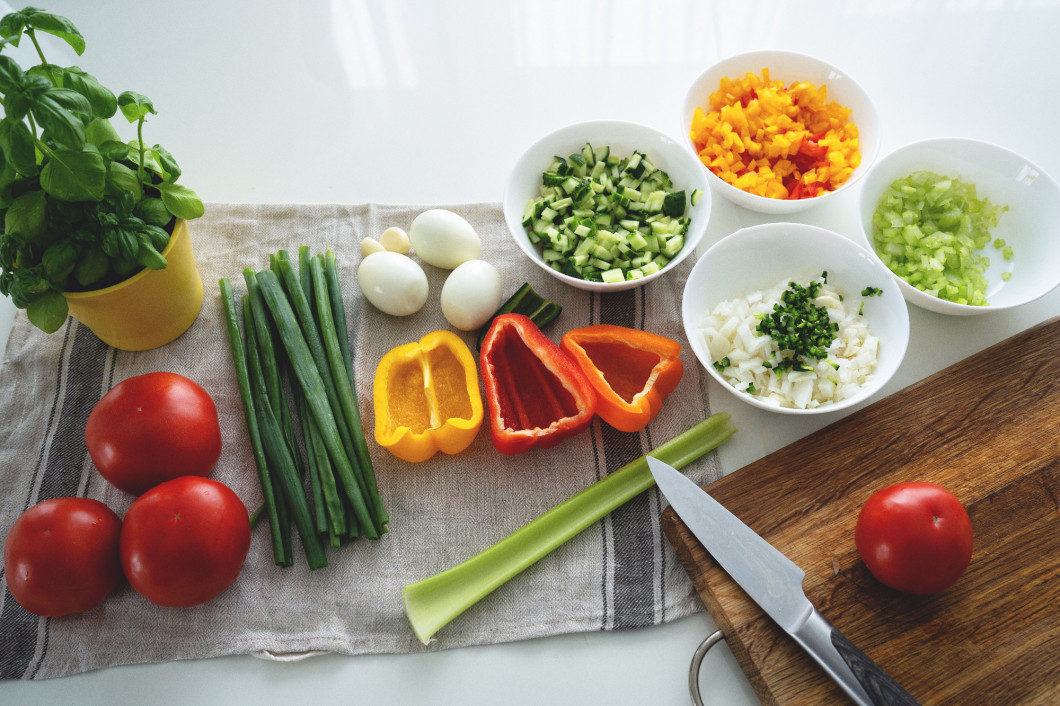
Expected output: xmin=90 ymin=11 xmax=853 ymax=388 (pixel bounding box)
xmin=402 ymin=412 xmax=737 ymax=643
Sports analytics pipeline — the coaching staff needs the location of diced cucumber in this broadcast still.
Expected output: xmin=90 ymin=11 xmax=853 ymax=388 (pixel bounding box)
xmin=523 ymin=143 xmax=694 ymax=283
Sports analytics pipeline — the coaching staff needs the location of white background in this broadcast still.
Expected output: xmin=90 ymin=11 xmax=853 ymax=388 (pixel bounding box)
xmin=1 ymin=1 xmax=1058 ymax=704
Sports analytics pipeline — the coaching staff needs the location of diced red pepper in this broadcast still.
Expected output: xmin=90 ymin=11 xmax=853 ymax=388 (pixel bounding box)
xmin=479 ymin=314 xmax=597 ymax=455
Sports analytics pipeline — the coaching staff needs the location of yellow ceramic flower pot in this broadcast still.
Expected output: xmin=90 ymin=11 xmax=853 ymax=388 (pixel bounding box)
xmin=63 ymin=218 xmax=204 ymax=351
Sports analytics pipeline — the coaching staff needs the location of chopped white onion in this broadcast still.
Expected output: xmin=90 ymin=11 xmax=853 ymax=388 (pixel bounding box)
xmin=699 ymin=277 xmax=878 ymax=409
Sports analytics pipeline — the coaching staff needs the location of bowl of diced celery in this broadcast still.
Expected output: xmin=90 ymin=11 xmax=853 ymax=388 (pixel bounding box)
xmin=857 ymin=137 xmax=1060 ymax=315
xmin=683 ymin=50 xmax=881 ymax=215
xmin=503 ymin=120 xmax=712 ymax=292
xmin=682 ymin=222 xmax=909 ymax=415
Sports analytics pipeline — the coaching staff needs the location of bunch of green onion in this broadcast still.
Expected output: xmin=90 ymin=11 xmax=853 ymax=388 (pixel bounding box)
xmin=221 ymin=247 xmax=386 ymax=570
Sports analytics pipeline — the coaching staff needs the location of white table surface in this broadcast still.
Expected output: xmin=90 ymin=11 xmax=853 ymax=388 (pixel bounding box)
xmin=2 ymin=2 xmax=1058 ymax=704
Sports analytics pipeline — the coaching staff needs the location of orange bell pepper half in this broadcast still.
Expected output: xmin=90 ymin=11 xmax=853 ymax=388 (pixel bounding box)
xmin=373 ymin=330 xmax=483 ymax=463
xmin=479 ymin=313 xmax=597 ymax=455
xmin=560 ymin=325 xmax=683 ymax=433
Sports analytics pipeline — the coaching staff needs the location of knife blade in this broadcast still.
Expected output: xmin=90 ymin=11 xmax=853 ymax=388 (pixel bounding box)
xmin=648 ymin=456 xmax=919 ymax=706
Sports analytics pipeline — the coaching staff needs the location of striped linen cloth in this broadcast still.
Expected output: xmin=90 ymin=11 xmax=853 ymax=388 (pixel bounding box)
xmin=0 ymin=202 xmax=720 ymax=679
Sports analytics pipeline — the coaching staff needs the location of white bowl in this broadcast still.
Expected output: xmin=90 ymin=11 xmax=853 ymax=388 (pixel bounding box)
xmin=503 ymin=119 xmax=711 ymax=292
xmin=857 ymin=137 xmax=1060 ymax=315
xmin=682 ymin=50 xmax=881 ymax=215
xmin=682 ymin=223 xmax=909 ymax=415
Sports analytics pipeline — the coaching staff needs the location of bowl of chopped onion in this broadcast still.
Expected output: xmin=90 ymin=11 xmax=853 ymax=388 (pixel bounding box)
xmin=857 ymin=137 xmax=1060 ymax=315
xmin=503 ymin=119 xmax=711 ymax=292
xmin=682 ymin=223 xmax=909 ymax=414
xmin=682 ymin=50 xmax=881 ymax=215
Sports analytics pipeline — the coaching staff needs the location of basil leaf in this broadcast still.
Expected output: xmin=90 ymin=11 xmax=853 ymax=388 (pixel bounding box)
xmin=151 ymin=143 xmax=181 ymax=182
xmin=117 ymin=91 xmax=155 ymax=123
xmin=97 ymin=139 xmax=130 ymax=162
xmin=105 ymin=160 xmax=140 ymax=198
xmin=85 ymin=117 xmax=122 ymax=148
xmin=42 ymin=86 xmax=92 ymax=120
xmin=4 ymin=189 xmax=46 ymax=242
xmin=136 ymin=197 xmax=171 ymax=227
xmin=142 ymin=223 xmax=170 ymax=251
xmin=115 ymin=228 xmax=139 ymax=260
xmin=3 ymin=73 xmax=50 ymax=122
xmin=59 ymin=66 xmax=116 ymax=119
xmin=42 ymin=240 xmax=78 ymax=279
xmin=111 ymin=256 xmax=138 ymax=278
xmin=100 ymin=227 xmax=119 ymax=257
xmin=155 ymin=181 xmax=204 ymax=220
xmin=10 ymin=267 xmax=50 ymax=304
xmin=0 ymin=55 xmax=25 ymax=93
xmin=0 ymin=118 xmax=39 ymax=177
xmin=27 ymin=290 xmax=68 ymax=333
xmin=74 ymin=247 xmax=108 ymax=287
xmin=39 ymin=146 xmax=106 ymax=201
xmin=135 ymin=239 xmax=167 ymax=270
xmin=0 ymin=11 xmax=29 ymax=46
xmin=23 ymin=10 xmax=86 ymax=56
xmin=32 ymin=92 xmax=86 ymax=148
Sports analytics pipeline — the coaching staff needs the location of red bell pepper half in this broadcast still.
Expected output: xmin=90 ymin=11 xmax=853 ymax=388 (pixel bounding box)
xmin=479 ymin=313 xmax=597 ymax=455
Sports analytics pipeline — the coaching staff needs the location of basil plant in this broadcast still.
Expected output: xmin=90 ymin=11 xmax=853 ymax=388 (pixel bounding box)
xmin=0 ymin=7 xmax=205 ymax=333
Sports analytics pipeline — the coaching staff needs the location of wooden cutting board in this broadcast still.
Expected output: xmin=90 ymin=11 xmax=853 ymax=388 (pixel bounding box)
xmin=661 ymin=316 xmax=1060 ymax=705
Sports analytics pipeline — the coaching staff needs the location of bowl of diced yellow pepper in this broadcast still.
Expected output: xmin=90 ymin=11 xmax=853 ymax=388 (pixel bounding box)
xmin=683 ymin=50 xmax=880 ymax=215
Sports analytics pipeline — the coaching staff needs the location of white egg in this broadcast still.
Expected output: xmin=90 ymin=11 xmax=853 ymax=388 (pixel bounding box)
xmin=409 ymin=209 xmax=481 ymax=269
xmin=357 ymin=251 xmax=429 ymax=316
xmin=440 ymin=260 xmax=502 ymax=331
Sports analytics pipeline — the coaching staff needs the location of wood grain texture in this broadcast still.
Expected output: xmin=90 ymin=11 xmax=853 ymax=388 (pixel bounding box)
xmin=661 ymin=317 xmax=1060 ymax=705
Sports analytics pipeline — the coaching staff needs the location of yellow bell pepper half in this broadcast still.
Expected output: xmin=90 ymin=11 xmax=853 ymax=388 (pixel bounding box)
xmin=373 ymin=330 xmax=484 ymax=462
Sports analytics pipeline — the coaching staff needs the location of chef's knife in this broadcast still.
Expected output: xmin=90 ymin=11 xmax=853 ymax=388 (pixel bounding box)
xmin=647 ymin=456 xmax=918 ymax=706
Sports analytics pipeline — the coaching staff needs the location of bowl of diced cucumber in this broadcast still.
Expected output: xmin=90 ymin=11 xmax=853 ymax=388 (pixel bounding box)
xmin=857 ymin=137 xmax=1060 ymax=315
xmin=503 ymin=119 xmax=712 ymax=292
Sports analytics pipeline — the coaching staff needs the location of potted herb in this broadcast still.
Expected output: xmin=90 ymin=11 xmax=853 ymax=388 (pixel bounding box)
xmin=0 ymin=7 xmax=205 ymax=349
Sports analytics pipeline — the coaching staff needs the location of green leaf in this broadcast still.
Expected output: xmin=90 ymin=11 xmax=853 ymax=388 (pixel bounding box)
xmin=135 ymin=197 xmax=171 ymax=227
xmin=41 ymin=239 xmax=78 ymax=280
xmin=117 ymin=91 xmax=156 ymax=123
xmin=97 ymin=139 xmax=130 ymax=162
xmin=0 ymin=54 xmax=25 ymax=93
xmin=142 ymin=223 xmax=170 ymax=250
xmin=0 ymin=118 xmax=39 ymax=177
xmin=23 ymin=9 xmax=86 ymax=56
xmin=151 ymin=143 xmax=181 ymax=182
xmin=32 ymin=92 xmax=86 ymax=148
xmin=27 ymin=290 xmax=68 ymax=333
xmin=58 ymin=67 xmax=117 ymax=119
xmin=3 ymin=73 xmax=50 ymax=122
xmin=43 ymin=86 xmax=92 ymax=121
xmin=105 ymin=160 xmax=140 ymax=198
xmin=156 ymin=181 xmax=204 ymax=220
xmin=85 ymin=118 xmax=123 ymax=148
xmin=135 ymin=239 xmax=167 ymax=270
xmin=39 ymin=145 xmax=106 ymax=201
xmin=0 ymin=11 xmax=28 ymax=47
xmin=74 ymin=247 xmax=108 ymax=287
xmin=4 ymin=189 xmax=46 ymax=241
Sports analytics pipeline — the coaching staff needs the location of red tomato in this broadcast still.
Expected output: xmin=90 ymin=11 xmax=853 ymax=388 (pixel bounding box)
xmin=855 ymin=481 xmax=973 ymax=595
xmin=3 ymin=497 xmax=123 ymax=617
xmin=86 ymin=371 xmax=222 ymax=495
xmin=120 ymin=476 xmax=251 ymax=607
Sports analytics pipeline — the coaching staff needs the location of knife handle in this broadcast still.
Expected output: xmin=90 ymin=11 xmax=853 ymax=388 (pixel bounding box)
xmin=829 ymin=627 xmax=920 ymax=706
xmin=794 ymin=608 xmax=919 ymax=706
